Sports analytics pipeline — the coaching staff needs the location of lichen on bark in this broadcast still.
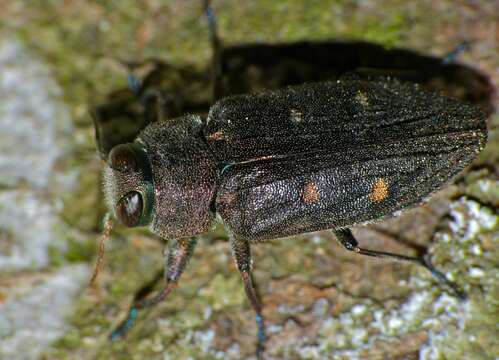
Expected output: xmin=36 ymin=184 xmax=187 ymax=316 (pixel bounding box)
xmin=0 ymin=1 xmax=497 ymax=359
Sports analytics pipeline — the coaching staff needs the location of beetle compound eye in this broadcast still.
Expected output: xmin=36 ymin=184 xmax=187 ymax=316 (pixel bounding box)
xmin=109 ymin=144 xmax=138 ymax=172
xmin=116 ymin=191 xmax=143 ymax=227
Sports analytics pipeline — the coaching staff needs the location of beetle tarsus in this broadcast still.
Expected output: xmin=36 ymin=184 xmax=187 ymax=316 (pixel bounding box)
xmin=109 ymin=238 xmax=197 ymax=341
xmin=333 ymin=228 xmax=468 ymax=300
xmin=230 ymin=235 xmax=266 ymax=356
xmin=442 ymin=41 xmax=469 ymax=64
xmin=255 ymin=313 xmax=266 ymax=357
xmin=241 ymin=271 xmax=266 ymax=358
xmin=110 ymin=307 xmax=138 ymax=341
xmin=203 ymin=0 xmax=223 ymax=100
xmin=203 ymin=0 xmax=217 ymax=41
xmin=110 ymin=282 xmax=176 ymax=341
xmin=421 ymin=254 xmax=467 ymax=300
xmin=127 ymin=73 xmax=142 ymax=95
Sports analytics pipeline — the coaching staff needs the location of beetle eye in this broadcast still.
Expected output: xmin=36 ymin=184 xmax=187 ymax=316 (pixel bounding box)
xmin=109 ymin=144 xmax=138 ymax=172
xmin=116 ymin=191 xmax=143 ymax=227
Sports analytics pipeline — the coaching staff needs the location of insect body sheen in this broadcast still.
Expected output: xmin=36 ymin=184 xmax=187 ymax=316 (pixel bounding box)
xmin=101 ymin=78 xmax=487 ymax=353
xmin=207 ymin=80 xmax=487 ymax=240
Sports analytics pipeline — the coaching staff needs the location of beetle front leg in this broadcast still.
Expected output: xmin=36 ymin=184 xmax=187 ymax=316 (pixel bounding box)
xmin=230 ymin=235 xmax=266 ymax=357
xmin=110 ymin=237 xmax=197 ymax=340
xmin=333 ymin=228 xmax=467 ymax=299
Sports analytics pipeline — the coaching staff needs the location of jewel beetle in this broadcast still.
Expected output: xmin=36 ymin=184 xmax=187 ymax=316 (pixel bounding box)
xmin=101 ymin=77 xmax=487 ymax=353
xmin=93 ymin=3 xmax=488 ymax=357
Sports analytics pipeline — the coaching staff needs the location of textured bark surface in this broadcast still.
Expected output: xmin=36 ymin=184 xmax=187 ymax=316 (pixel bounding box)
xmin=0 ymin=1 xmax=497 ymax=359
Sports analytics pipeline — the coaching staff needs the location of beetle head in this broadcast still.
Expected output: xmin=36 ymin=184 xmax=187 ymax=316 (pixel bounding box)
xmin=102 ymin=115 xmax=218 ymax=239
xmin=103 ymin=142 xmax=155 ymax=228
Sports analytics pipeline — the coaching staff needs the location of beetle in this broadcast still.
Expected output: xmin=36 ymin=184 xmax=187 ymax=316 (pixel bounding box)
xmin=93 ymin=2 xmax=488 ymax=357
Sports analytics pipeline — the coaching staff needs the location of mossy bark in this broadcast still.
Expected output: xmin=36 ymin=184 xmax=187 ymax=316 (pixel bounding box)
xmin=0 ymin=1 xmax=497 ymax=359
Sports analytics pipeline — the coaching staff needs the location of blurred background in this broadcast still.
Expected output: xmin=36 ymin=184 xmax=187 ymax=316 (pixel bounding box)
xmin=0 ymin=1 xmax=497 ymax=359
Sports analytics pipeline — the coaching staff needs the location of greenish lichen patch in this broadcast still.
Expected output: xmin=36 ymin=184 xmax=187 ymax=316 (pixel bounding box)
xmin=0 ymin=0 xmax=496 ymax=359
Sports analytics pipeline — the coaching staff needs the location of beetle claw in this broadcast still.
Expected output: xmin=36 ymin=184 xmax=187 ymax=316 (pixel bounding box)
xmin=422 ymin=255 xmax=468 ymax=300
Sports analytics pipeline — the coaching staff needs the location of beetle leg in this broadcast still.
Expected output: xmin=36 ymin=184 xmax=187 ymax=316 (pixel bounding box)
xmin=203 ymin=0 xmax=223 ymax=101
xmin=333 ymin=228 xmax=467 ymax=299
xmin=442 ymin=41 xmax=469 ymax=64
xmin=110 ymin=237 xmax=197 ymax=340
xmin=230 ymin=235 xmax=266 ymax=357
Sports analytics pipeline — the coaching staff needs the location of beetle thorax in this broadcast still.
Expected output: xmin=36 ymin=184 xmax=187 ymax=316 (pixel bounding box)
xmin=137 ymin=115 xmax=219 ymax=239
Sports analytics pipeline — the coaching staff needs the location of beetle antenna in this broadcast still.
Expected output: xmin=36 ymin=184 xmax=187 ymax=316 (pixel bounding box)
xmin=89 ymin=213 xmax=113 ymax=288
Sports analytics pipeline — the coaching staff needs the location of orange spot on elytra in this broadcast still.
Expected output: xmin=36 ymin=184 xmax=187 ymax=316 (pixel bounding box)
xmin=209 ymin=130 xmax=224 ymax=140
xmin=218 ymin=192 xmax=237 ymax=205
xmin=369 ymin=178 xmax=389 ymax=202
xmin=302 ymin=182 xmax=319 ymax=204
